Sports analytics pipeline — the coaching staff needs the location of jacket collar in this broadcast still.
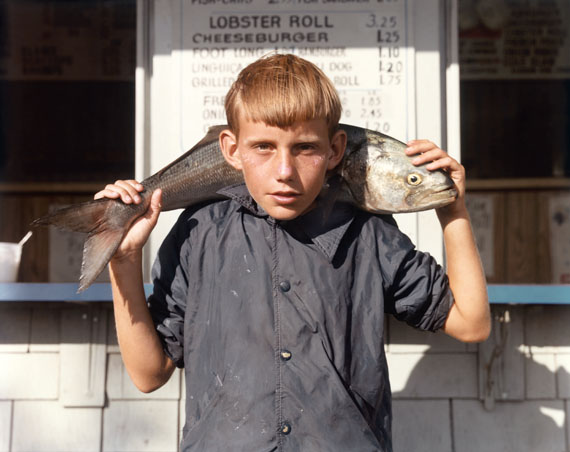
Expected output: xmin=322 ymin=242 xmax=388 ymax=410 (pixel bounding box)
xmin=217 ymin=183 xmax=355 ymax=262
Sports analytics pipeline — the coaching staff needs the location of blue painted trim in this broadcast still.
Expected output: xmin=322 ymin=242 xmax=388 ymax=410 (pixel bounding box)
xmin=0 ymin=283 xmax=153 ymax=302
xmin=487 ymin=284 xmax=570 ymax=305
xmin=0 ymin=283 xmax=569 ymax=304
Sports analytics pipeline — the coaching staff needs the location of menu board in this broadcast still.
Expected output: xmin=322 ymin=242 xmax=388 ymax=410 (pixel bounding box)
xmin=0 ymin=1 xmax=135 ymax=81
xmin=179 ymin=0 xmax=415 ymax=148
xmin=459 ymin=0 xmax=570 ymax=80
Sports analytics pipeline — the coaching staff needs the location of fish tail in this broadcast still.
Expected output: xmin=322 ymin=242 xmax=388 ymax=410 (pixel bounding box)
xmin=31 ymin=198 xmax=110 ymax=232
xmin=32 ymin=199 xmax=128 ymax=293
xmin=78 ymin=226 xmax=125 ymax=292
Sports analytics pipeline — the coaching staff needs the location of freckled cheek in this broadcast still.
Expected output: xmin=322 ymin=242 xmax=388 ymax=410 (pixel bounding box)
xmin=239 ymin=154 xmax=264 ymax=174
xmin=311 ymin=155 xmax=325 ymax=167
xmin=240 ymin=155 xmax=272 ymax=181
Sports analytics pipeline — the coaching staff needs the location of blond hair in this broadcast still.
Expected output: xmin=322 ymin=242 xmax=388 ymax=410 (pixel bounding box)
xmin=225 ymin=54 xmax=342 ymax=137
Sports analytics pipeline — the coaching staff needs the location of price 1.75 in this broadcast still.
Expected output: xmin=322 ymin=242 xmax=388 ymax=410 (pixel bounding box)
xmin=379 ymin=74 xmax=401 ymax=85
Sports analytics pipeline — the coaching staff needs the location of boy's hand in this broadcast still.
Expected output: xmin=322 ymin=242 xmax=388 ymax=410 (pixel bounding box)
xmin=94 ymin=180 xmax=162 ymax=260
xmin=95 ymin=179 xmax=145 ymax=204
xmin=406 ymin=140 xmax=466 ymax=218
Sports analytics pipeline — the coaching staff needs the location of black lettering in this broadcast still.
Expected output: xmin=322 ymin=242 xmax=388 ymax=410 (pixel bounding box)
xmin=289 ymin=15 xmax=334 ymax=28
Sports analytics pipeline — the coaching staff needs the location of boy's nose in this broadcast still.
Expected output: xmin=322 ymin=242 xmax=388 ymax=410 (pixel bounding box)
xmin=276 ymin=151 xmax=295 ymax=181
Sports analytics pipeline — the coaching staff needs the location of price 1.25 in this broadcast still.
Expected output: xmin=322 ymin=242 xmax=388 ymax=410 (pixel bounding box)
xmin=377 ymin=30 xmax=400 ymax=44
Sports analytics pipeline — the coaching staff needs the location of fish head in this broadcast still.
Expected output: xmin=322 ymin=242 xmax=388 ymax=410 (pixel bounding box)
xmin=341 ymin=128 xmax=458 ymax=214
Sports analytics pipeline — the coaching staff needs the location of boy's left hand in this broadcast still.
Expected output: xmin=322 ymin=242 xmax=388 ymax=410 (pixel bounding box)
xmin=406 ymin=140 xmax=466 ymax=216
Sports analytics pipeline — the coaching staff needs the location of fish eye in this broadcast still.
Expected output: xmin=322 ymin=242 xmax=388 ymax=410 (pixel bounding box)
xmin=407 ymin=173 xmax=422 ymax=186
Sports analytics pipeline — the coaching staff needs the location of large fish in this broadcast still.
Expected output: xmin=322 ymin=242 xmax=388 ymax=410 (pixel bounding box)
xmin=33 ymin=124 xmax=457 ymax=291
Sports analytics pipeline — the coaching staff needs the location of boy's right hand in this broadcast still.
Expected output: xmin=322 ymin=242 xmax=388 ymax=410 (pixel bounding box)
xmin=94 ymin=180 xmax=162 ymax=261
xmin=95 ymin=179 xmax=145 ymax=205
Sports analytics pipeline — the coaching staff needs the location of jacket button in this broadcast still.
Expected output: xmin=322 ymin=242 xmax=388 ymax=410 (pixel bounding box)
xmin=280 ymin=350 xmax=292 ymax=361
xmin=280 ymin=422 xmax=292 ymax=435
xmin=279 ymin=280 xmax=291 ymax=292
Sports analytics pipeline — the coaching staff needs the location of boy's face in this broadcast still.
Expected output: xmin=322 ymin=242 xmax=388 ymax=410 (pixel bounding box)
xmin=220 ymin=117 xmax=346 ymax=220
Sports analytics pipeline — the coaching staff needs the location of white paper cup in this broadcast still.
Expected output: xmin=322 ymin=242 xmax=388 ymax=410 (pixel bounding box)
xmin=0 ymin=242 xmax=22 ymax=282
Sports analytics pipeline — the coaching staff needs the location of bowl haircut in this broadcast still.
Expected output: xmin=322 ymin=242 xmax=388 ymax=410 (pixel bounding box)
xmin=224 ymin=54 xmax=342 ymax=138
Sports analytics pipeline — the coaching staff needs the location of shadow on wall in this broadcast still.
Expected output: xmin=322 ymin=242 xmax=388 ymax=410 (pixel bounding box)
xmin=389 ymin=305 xmax=570 ymax=452
xmin=0 ymin=303 xmax=111 ymax=347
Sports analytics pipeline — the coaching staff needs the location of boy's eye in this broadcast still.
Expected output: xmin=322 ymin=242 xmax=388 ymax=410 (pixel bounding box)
xmin=296 ymin=143 xmax=318 ymax=153
xmin=254 ymin=143 xmax=272 ymax=152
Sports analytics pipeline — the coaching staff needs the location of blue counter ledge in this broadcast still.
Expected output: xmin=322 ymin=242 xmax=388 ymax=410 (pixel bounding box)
xmin=486 ymin=284 xmax=570 ymax=305
xmin=0 ymin=283 xmax=153 ymax=302
xmin=0 ymin=283 xmax=569 ymax=304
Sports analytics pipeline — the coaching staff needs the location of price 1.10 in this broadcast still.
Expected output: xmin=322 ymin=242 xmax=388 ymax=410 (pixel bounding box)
xmin=378 ymin=46 xmax=400 ymax=58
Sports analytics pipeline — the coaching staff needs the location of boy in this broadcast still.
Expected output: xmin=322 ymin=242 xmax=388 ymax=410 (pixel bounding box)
xmin=97 ymin=54 xmax=489 ymax=451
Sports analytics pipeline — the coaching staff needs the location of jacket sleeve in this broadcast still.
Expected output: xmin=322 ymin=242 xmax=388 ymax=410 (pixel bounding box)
xmin=377 ymin=219 xmax=454 ymax=332
xmin=147 ymin=209 xmax=195 ymax=368
xmin=386 ymin=248 xmax=454 ymax=331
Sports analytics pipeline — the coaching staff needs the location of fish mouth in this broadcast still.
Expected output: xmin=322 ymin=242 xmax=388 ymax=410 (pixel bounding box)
xmin=409 ymin=186 xmax=458 ymax=210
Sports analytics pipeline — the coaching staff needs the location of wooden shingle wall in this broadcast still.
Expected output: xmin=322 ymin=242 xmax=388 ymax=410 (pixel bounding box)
xmin=2 ymin=303 xmax=570 ymax=451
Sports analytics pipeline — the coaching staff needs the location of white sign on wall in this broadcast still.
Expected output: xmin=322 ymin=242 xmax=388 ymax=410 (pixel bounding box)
xmin=178 ymin=0 xmax=415 ymax=147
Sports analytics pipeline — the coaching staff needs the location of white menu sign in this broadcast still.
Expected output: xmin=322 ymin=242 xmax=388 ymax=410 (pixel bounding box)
xmin=179 ymin=0 xmax=415 ymax=148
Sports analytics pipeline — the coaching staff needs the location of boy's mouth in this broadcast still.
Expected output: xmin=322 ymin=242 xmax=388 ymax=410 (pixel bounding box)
xmin=270 ymin=191 xmax=301 ymax=204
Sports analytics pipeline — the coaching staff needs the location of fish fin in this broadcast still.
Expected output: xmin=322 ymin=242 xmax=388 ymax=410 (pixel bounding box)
xmin=32 ymin=198 xmax=129 ymax=292
xmin=78 ymin=226 xmax=126 ymax=292
xmin=31 ymin=199 xmax=110 ymax=234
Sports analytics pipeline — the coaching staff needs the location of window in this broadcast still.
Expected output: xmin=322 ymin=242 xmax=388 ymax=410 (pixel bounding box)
xmin=0 ymin=0 xmax=136 ymax=184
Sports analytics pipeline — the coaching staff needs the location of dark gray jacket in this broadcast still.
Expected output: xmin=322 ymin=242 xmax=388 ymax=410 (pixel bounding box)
xmin=148 ymin=183 xmax=453 ymax=452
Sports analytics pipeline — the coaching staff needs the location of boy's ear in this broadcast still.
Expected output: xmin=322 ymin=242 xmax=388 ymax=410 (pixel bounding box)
xmin=219 ymin=129 xmax=242 ymax=171
xmin=328 ymin=129 xmax=347 ymax=170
